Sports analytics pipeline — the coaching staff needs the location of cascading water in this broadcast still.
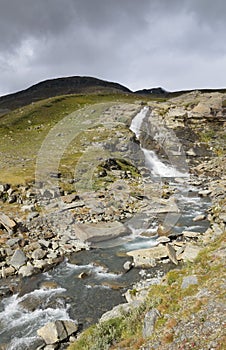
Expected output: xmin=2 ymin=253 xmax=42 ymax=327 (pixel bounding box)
xmin=0 ymin=106 xmax=210 ymax=349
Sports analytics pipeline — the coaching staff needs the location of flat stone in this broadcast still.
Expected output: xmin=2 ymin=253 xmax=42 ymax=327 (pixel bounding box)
xmin=181 ymin=245 xmax=202 ymax=262
xmin=127 ymin=245 xmax=168 ymax=268
xmin=156 ymin=236 xmax=170 ymax=244
xmin=181 ymin=275 xmax=198 ymax=289
xmin=73 ymin=221 xmax=128 ymax=243
xmin=182 ymin=230 xmax=200 ymax=238
xmin=193 ymin=214 xmax=206 ymax=222
xmin=9 ymin=249 xmax=27 ymax=269
xmin=0 ymin=212 xmax=17 ymax=232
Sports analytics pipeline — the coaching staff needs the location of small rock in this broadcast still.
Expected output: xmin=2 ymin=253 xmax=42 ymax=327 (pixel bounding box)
xmin=156 ymin=236 xmax=170 ymax=244
xmin=193 ymin=214 xmax=206 ymax=222
xmin=182 ymin=230 xmax=200 ymax=238
xmin=0 ymin=212 xmax=17 ymax=232
xmin=32 ymin=248 xmax=47 ymax=260
xmin=78 ymin=272 xmax=89 ymax=279
xmin=123 ymin=260 xmax=134 ymax=272
xmin=198 ymin=189 xmax=212 ymax=197
xmin=1 ymin=266 xmax=15 ymax=278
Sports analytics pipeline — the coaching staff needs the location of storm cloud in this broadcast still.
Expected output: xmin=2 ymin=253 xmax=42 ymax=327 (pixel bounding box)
xmin=0 ymin=0 xmax=225 ymax=95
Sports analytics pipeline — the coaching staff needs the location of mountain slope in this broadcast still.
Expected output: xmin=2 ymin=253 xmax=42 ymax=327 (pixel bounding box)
xmin=0 ymin=76 xmax=132 ymax=112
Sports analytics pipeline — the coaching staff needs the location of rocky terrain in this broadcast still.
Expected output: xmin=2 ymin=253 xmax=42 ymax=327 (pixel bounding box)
xmin=0 ymin=84 xmax=225 ymax=349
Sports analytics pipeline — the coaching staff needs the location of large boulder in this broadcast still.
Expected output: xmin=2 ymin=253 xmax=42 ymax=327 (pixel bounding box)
xmin=37 ymin=320 xmax=78 ymax=345
xmin=127 ymin=244 xmax=168 ymax=267
xmin=73 ymin=221 xmax=128 ymax=243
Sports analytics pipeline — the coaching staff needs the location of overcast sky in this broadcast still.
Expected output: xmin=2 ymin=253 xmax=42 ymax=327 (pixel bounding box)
xmin=0 ymin=0 xmax=225 ymax=96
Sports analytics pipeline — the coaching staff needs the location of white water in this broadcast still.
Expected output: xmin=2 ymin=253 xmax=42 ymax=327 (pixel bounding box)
xmin=142 ymin=148 xmax=187 ymax=178
xmin=129 ymin=106 xmax=149 ymax=138
xmin=0 ymin=287 xmax=71 ymax=349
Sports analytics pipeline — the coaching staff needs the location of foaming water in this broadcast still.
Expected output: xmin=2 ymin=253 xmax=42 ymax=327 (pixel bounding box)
xmin=0 ymin=287 xmax=70 ymax=348
xmin=129 ymin=106 xmax=149 ymax=138
xmin=142 ymin=148 xmax=188 ymax=178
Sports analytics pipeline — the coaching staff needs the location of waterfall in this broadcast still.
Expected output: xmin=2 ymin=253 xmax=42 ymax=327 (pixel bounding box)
xmin=130 ymin=106 xmax=187 ymax=178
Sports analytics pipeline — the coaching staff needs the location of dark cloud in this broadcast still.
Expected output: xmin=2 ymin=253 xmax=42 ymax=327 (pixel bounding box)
xmin=0 ymin=0 xmax=226 ymax=95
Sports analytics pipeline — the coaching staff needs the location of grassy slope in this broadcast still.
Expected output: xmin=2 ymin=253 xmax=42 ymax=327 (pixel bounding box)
xmin=0 ymin=93 xmax=153 ymax=185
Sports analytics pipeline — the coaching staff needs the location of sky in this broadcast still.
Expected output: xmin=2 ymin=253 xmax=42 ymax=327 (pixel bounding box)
xmin=0 ymin=0 xmax=226 ymax=96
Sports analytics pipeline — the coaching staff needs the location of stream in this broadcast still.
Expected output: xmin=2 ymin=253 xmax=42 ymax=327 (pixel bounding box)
xmin=0 ymin=107 xmax=210 ymax=349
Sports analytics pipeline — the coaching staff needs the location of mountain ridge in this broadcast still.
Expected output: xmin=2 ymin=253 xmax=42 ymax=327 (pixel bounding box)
xmin=0 ymin=75 xmax=226 ymax=112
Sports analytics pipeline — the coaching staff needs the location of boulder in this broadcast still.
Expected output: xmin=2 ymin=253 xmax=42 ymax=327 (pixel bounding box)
xmin=9 ymin=249 xmax=27 ymax=269
xmin=37 ymin=320 xmax=78 ymax=344
xmin=127 ymin=245 xmax=168 ymax=268
xmin=73 ymin=221 xmax=128 ymax=243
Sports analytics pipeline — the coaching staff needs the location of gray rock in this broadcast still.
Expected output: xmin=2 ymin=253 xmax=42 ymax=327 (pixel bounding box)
xmin=9 ymin=249 xmax=27 ymax=269
xmin=32 ymin=248 xmax=47 ymax=260
xmin=127 ymin=245 xmax=168 ymax=268
xmin=19 ymin=264 xmax=37 ymax=277
xmin=100 ymin=300 xmax=142 ymax=322
xmin=143 ymin=308 xmax=161 ymax=338
xmin=62 ymin=320 xmax=78 ymax=337
xmin=0 ymin=212 xmax=17 ymax=232
xmin=37 ymin=320 xmax=67 ymax=344
xmin=37 ymin=320 xmax=78 ymax=345
xmin=181 ymin=275 xmax=198 ymax=289
xmin=166 ymin=243 xmax=178 ymax=265
xmin=181 ymin=245 xmax=202 ymax=262
xmin=73 ymin=221 xmax=127 ymax=243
